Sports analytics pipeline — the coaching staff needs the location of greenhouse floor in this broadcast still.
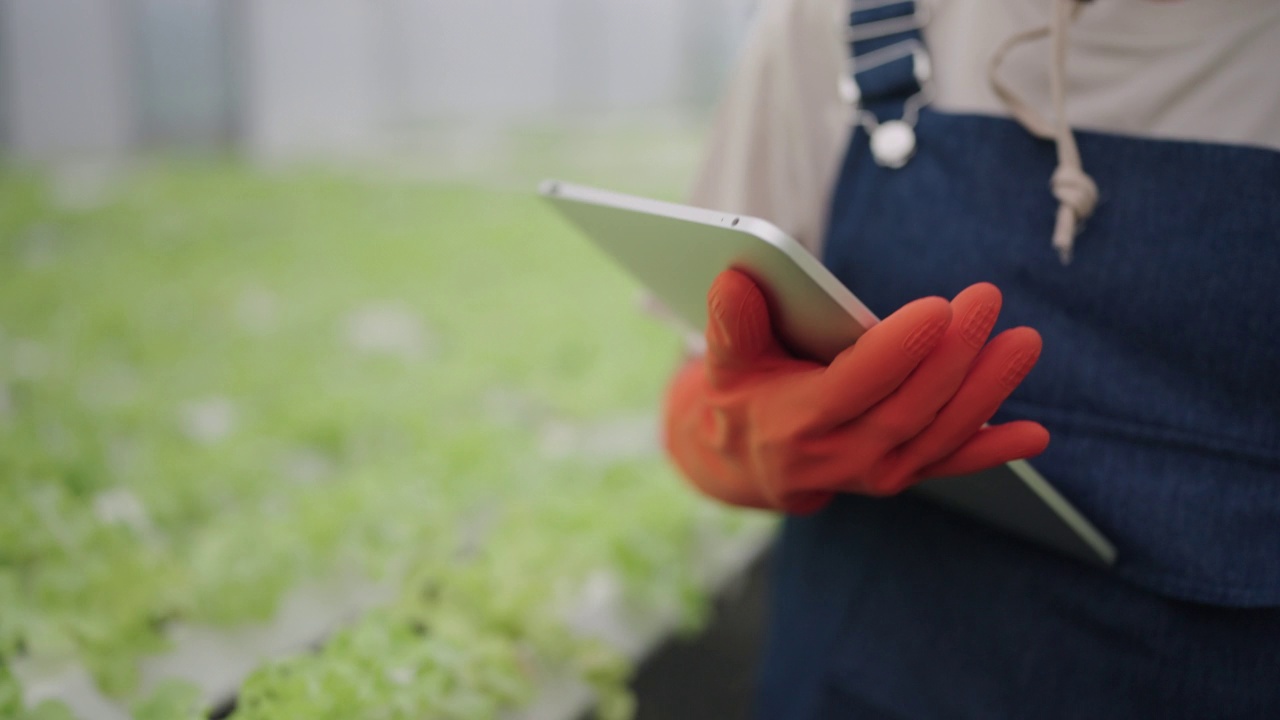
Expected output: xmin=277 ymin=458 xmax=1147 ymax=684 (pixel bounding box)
xmin=628 ymin=549 xmax=770 ymax=720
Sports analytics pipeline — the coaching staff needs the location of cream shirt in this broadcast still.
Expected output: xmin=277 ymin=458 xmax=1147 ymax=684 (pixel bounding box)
xmin=689 ymin=0 xmax=1280 ymax=256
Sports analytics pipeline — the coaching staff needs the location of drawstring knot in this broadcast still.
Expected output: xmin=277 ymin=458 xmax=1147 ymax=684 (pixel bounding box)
xmin=988 ymin=0 xmax=1095 ymax=265
xmin=1050 ymin=164 xmax=1097 ymax=263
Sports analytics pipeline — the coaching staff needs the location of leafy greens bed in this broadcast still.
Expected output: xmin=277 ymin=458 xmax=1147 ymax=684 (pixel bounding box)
xmin=0 ymin=164 xmax=765 ymax=720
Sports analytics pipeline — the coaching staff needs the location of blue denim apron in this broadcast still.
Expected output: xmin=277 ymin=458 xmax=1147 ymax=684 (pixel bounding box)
xmin=755 ymin=5 xmax=1280 ymax=718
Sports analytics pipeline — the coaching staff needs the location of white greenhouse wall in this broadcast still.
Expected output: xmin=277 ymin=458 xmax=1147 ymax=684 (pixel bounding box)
xmin=0 ymin=0 xmax=758 ymax=161
xmin=2 ymin=0 xmax=136 ymax=159
xmin=239 ymin=0 xmax=392 ymax=160
xmin=132 ymin=0 xmax=237 ymax=147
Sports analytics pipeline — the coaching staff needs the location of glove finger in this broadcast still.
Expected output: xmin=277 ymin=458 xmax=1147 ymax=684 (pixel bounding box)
xmin=808 ymin=295 xmax=952 ymax=427
xmin=917 ymin=421 xmax=1051 ymax=478
xmin=893 ymin=326 xmax=1043 ymax=467
xmin=858 ymin=283 xmax=1002 ymax=449
xmin=704 ymin=269 xmax=789 ymax=383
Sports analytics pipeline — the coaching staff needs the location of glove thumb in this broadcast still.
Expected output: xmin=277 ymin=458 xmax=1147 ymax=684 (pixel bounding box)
xmin=705 ymin=269 xmax=784 ymax=373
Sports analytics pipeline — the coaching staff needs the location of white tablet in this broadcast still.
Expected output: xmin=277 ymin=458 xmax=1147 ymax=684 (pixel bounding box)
xmin=540 ymin=179 xmax=1116 ymax=567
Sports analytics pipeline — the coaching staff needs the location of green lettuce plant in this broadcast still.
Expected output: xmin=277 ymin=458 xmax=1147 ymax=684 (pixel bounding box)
xmin=1 ymin=163 xmax=768 ymax=719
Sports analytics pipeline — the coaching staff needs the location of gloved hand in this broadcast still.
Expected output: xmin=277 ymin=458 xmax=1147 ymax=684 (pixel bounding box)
xmin=663 ymin=269 xmax=1049 ymax=514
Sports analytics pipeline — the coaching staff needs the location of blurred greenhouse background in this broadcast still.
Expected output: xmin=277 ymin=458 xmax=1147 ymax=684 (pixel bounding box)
xmin=1 ymin=2 xmax=773 ymax=720
xmin=2 ymin=0 xmax=753 ymax=162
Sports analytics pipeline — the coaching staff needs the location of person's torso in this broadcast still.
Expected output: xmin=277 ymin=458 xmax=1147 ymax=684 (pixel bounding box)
xmin=743 ymin=2 xmax=1280 ymax=716
xmin=819 ymin=0 xmax=1280 ymax=606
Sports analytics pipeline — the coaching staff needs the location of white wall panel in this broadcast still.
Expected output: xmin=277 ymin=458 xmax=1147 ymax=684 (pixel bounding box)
xmin=390 ymin=0 xmax=562 ymax=122
xmin=2 ymin=0 xmax=136 ymax=158
xmin=132 ymin=0 xmax=236 ymax=147
xmin=240 ymin=0 xmax=390 ymax=160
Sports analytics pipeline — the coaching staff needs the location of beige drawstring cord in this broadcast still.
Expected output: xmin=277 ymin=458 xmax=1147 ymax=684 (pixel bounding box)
xmin=989 ymin=0 xmax=1096 ymax=264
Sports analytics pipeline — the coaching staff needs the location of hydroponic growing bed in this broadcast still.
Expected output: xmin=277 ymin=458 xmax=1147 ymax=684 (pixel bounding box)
xmin=0 ymin=162 xmax=771 ymax=720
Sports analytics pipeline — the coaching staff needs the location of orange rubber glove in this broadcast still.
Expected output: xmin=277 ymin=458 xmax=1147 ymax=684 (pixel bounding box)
xmin=663 ymin=270 xmax=1050 ymax=514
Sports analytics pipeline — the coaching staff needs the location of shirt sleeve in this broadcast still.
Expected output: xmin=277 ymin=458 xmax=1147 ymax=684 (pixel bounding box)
xmin=687 ymin=0 xmax=853 ymax=258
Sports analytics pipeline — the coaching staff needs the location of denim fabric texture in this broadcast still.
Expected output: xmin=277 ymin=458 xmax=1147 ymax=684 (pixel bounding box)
xmin=821 ymin=109 xmax=1280 ymax=606
xmin=758 ymin=496 xmax=1280 ymax=719
xmin=755 ymin=5 xmax=1280 ymax=715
